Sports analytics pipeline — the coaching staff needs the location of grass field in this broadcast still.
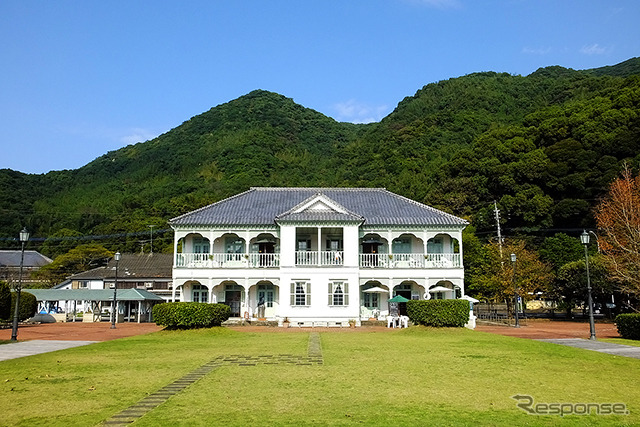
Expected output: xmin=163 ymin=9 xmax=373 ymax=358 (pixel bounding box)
xmin=0 ymin=327 xmax=638 ymax=426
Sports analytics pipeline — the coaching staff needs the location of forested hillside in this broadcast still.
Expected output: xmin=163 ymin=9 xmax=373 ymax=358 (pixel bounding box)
xmin=1 ymin=58 xmax=639 ymax=256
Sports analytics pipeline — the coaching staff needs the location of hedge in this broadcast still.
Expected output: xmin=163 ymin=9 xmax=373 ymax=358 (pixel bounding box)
xmin=615 ymin=313 xmax=640 ymax=340
xmin=0 ymin=281 xmax=10 ymax=321
xmin=9 ymin=291 xmax=38 ymax=322
xmin=152 ymin=302 xmax=231 ymax=328
xmin=406 ymin=299 xmax=470 ymax=327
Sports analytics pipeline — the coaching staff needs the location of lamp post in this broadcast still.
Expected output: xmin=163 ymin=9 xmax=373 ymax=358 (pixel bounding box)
xmin=580 ymin=230 xmax=597 ymax=340
xmin=111 ymin=252 xmax=121 ymax=329
xmin=511 ymin=253 xmax=519 ymax=328
xmin=10 ymin=228 xmax=29 ymax=342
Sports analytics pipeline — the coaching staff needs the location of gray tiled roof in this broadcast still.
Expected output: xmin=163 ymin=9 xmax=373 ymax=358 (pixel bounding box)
xmin=170 ymin=188 xmax=467 ymax=227
xmin=70 ymin=253 xmax=173 ymax=280
xmin=0 ymin=250 xmax=52 ymax=268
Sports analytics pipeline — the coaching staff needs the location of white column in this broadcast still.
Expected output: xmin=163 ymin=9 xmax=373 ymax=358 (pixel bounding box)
xmin=244 ymin=285 xmax=250 ymax=318
xmin=317 ymin=227 xmax=322 ymax=262
xmin=137 ymin=301 xmax=141 ymax=323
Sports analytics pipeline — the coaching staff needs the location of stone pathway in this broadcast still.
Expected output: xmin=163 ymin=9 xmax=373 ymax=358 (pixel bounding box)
xmin=537 ymin=338 xmax=640 ymax=359
xmin=0 ymin=340 xmax=98 ymax=362
xmin=101 ymin=332 xmax=323 ymax=426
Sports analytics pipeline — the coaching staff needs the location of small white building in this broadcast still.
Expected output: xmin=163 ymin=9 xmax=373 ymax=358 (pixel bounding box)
xmin=170 ymin=188 xmax=469 ymax=327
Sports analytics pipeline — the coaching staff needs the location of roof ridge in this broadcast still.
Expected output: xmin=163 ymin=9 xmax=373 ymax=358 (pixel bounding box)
xmin=251 ymin=187 xmax=387 ymax=191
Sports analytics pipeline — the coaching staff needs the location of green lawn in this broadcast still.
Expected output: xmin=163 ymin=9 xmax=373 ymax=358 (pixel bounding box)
xmin=0 ymin=327 xmax=638 ymax=426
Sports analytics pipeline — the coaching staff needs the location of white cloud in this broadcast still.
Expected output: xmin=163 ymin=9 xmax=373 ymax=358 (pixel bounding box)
xmin=332 ymin=100 xmax=389 ymax=124
xmin=119 ymin=128 xmax=159 ymax=145
xmin=522 ymin=46 xmax=552 ymax=55
xmin=580 ymin=43 xmax=607 ymax=55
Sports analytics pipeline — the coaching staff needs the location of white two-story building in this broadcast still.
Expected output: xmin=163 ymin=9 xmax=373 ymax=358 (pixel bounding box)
xmin=170 ymin=187 xmax=468 ymax=326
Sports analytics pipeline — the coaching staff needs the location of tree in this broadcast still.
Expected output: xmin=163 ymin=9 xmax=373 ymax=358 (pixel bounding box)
xmin=538 ymin=233 xmax=585 ymax=273
xmin=552 ymin=256 xmax=610 ymax=318
xmin=33 ymin=244 xmax=113 ymax=287
xmin=469 ymin=239 xmax=553 ymax=311
xmin=595 ymin=166 xmax=640 ymax=295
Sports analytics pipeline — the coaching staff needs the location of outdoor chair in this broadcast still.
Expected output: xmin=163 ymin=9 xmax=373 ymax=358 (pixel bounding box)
xmin=399 ymin=315 xmax=409 ymax=328
xmin=387 ymin=316 xmax=398 ymax=328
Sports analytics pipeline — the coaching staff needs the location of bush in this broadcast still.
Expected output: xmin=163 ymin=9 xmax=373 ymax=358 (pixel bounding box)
xmin=616 ymin=313 xmax=640 ymax=340
xmin=152 ymin=302 xmax=231 ymax=328
xmin=406 ymin=299 xmax=470 ymax=327
xmin=0 ymin=281 xmax=10 ymax=321
xmin=9 ymin=291 xmax=38 ymax=322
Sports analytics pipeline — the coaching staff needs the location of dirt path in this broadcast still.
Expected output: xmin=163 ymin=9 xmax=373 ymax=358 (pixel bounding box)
xmin=475 ymin=319 xmax=620 ymax=339
xmin=0 ymin=319 xmax=622 ymax=342
xmin=0 ymin=322 xmax=162 ymax=342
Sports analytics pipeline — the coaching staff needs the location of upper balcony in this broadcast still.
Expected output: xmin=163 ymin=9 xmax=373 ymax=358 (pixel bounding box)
xmin=174 ymin=251 xmax=460 ymax=269
xmin=359 ymin=253 xmax=461 ymax=269
xmin=176 ymin=253 xmax=280 ymax=269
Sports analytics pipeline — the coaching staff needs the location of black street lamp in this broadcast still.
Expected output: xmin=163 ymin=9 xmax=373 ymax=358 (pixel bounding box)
xmin=580 ymin=230 xmax=597 ymax=340
xmin=111 ymin=252 xmax=121 ymax=329
xmin=10 ymin=228 xmax=29 ymax=342
xmin=511 ymin=252 xmax=519 ymax=328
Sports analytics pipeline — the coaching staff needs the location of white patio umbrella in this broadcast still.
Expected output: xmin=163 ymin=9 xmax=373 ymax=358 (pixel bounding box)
xmin=459 ymin=295 xmax=479 ymax=303
xmin=428 ymin=286 xmax=453 ymax=293
xmin=363 ymin=286 xmax=389 ymax=293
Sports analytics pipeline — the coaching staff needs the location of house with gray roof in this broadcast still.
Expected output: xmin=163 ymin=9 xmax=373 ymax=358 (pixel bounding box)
xmin=0 ymin=250 xmax=52 ymax=285
xmin=170 ymin=188 xmax=472 ymax=327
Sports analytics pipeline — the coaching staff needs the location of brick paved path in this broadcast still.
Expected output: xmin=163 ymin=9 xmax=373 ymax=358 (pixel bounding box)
xmin=100 ymin=332 xmax=323 ymax=426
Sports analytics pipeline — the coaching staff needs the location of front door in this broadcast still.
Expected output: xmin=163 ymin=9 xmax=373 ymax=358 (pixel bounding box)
xmin=226 ymin=290 xmax=242 ymax=317
xmin=257 ymin=285 xmax=275 ymax=318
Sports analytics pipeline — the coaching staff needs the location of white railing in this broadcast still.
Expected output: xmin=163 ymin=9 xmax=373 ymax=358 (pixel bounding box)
xmin=360 ymin=253 xmax=389 ymax=268
xmin=295 ymin=251 xmax=344 ymax=266
xmin=175 ymin=253 xmax=279 ymax=268
xmin=424 ymin=253 xmax=461 ymax=268
xmin=359 ymin=253 xmax=461 ymax=269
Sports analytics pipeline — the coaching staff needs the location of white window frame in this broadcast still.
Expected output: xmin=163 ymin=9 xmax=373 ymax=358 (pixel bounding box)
xmin=290 ymin=281 xmax=311 ymax=306
xmin=192 ymin=284 xmax=209 ymax=303
xmin=363 ymin=292 xmax=379 ymax=308
xmin=328 ymin=281 xmax=349 ymax=306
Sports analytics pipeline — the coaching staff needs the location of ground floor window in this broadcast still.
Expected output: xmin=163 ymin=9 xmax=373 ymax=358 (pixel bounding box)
xmin=363 ymin=292 xmax=379 ymax=308
xmin=192 ymin=284 xmax=208 ymax=303
xmin=328 ymin=281 xmax=348 ymax=306
xmin=291 ymin=281 xmax=310 ymax=306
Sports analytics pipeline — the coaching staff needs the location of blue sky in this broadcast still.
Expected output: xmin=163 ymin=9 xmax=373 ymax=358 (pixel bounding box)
xmin=1 ymin=0 xmax=639 ymax=174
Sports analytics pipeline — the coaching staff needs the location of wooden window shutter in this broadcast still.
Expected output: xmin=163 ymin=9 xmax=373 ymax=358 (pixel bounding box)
xmin=344 ymin=282 xmax=349 ymax=306
xmin=306 ymin=282 xmax=311 ymax=306
xmin=290 ymin=282 xmax=295 ymax=306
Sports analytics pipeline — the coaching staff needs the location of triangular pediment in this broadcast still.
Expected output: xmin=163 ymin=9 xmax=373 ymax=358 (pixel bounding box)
xmin=290 ymin=193 xmax=348 ymax=214
xmin=275 ymin=193 xmax=364 ymax=223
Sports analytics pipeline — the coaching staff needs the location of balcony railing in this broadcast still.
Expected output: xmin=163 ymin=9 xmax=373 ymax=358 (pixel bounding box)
xmin=295 ymin=251 xmax=344 ymax=266
xmin=175 ymin=253 xmax=279 ymax=268
xmin=175 ymin=252 xmax=460 ymax=269
xmin=359 ymin=253 xmax=461 ymax=269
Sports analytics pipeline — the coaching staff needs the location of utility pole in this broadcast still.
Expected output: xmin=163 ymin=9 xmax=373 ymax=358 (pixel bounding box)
xmin=148 ymin=225 xmax=155 ymax=254
xmin=494 ymin=201 xmax=504 ymax=261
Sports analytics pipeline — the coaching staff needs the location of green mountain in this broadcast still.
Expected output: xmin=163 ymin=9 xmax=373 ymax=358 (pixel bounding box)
xmin=2 ymin=57 xmax=640 ymax=255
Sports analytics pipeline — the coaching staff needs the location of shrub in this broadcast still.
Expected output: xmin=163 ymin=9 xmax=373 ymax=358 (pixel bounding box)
xmin=0 ymin=281 xmax=10 ymax=321
xmin=9 ymin=291 xmax=38 ymax=322
xmin=153 ymin=302 xmax=231 ymax=329
xmin=615 ymin=313 xmax=640 ymax=340
xmin=406 ymin=299 xmax=470 ymax=327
